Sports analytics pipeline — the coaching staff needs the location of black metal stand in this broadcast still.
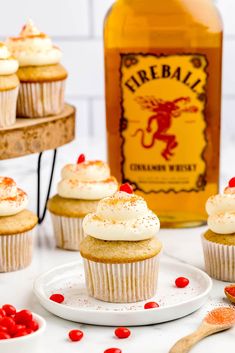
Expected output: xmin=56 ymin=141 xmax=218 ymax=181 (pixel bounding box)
xmin=37 ymin=149 xmax=57 ymax=224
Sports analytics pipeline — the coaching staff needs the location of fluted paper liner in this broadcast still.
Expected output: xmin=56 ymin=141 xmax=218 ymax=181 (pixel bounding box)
xmin=201 ymin=234 xmax=235 ymax=282
xmin=0 ymin=229 xmax=34 ymax=272
xmin=0 ymin=86 xmax=19 ymax=128
xmin=50 ymin=213 xmax=85 ymax=251
xmin=83 ymin=255 xmax=160 ymax=303
xmin=17 ymin=80 xmax=66 ymax=118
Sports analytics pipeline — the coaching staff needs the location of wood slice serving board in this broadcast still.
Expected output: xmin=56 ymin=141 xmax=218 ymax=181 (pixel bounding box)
xmin=0 ymin=104 xmax=76 ymax=160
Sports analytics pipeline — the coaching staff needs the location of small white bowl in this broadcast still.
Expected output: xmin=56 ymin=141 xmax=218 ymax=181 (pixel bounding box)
xmin=0 ymin=313 xmax=46 ymax=353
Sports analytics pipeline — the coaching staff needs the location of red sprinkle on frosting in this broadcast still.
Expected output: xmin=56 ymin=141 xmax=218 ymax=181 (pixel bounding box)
xmin=77 ymin=154 xmax=86 ymax=164
xmin=119 ymin=183 xmax=133 ymax=194
xmin=229 ymin=177 xmax=235 ymax=188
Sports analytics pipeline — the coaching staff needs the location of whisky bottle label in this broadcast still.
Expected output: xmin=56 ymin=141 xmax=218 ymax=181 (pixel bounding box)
xmin=120 ymin=53 xmax=208 ymax=193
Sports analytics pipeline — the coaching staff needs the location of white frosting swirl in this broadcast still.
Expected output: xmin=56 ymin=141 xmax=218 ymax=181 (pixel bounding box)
xmin=83 ymin=191 xmax=160 ymax=241
xmin=6 ymin=19 xmax=62 ymax=67
xmin=206 ymin=186 xmax=235 ymax=234
xmin=0 ymin=42 xmax=19 ymax=75
xmin=58 ymin=160 xmax=118 ymax=200
xmin=0 ymin=177 xmax=28 ymax=216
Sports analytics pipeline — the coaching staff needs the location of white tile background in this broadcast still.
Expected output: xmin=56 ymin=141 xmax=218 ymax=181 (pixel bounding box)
xmin=0 ymin=0 xmax=234 ymax=211
xmin=0 ymin=0 xmax=233 ymax=139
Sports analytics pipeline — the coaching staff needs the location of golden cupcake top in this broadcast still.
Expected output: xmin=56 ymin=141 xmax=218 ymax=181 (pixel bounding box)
xmin=80 ymin=235 xmax=162 ymax=264
xmin=204 ymin=230 xmax=235 ymax=246
xmin=206 ymin=177 xmax=235 ymax=234
xmin=0 ymin=177 xmax=28 ymax=217
xmin=57 ymin=154 xmax=118 ymax=201
xmin=0 ymin=42 xmax=19 ymax=76
xmin=0 ymin=209 xmax=38 ymax=235
xmin=83 ymin=183 xmax=160 ymax=241
xmin=6 ymin=19 xmax=62 ymax=67
xmin=47 ymin=195 xmax=99 ymax=218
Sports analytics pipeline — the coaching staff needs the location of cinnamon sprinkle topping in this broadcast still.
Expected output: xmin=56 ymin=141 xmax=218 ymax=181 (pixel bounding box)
xmin=205 ymin=307 xmax=235 ymax=325
xmin=9 ymin=33 xmax=47 ymax=41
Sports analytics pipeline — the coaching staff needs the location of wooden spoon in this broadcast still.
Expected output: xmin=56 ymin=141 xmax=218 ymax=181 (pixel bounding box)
xmin=169 ymin=307 xmax=235 ymax=353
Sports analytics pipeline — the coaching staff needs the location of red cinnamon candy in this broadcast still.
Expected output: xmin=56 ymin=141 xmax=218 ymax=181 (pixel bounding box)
xmin=49 ymin=293 xmax=65 ymax=304
xmin=225 ymin=177 xmax=235 ymax=194
xmin=119 ymin=183 xmax=133 ymax=194
xmin=224 ymin=284 xmax=235 ymax=304
xmin=77 ymin=154 xmax=85 ymax=164
xmin=0 ymin=304 xmax=39 ymax=340
xmin=228 ymin=177 xmax=235 ymax=188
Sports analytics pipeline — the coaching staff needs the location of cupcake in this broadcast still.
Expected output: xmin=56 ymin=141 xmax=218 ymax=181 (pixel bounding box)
xmin=202 ymin=177 xmax=235 ymax=281
xmin=0 ymin=177 xmax=38 ymax=272
xmin=7 ymin=19 xmax=67 ymax=118
xmin=80 ymin=184 xmax=162 ymax=303
xmin=47 ymin=154 xmax=118 ymax=251
xmin=0 ymin=42 xmax=19 ymax=127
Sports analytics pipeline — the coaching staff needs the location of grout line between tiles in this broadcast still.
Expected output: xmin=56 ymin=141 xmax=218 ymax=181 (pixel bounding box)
xmin=88 ymin=0 xmax=95 ymax=37
xmin=65 ymin=94 xmax=235 ymax=101
xmin=87 ymin=97 xmax=94 ymax=137
xmin=66 ymin=95 xmax=104 ymax=100
xmin=1 ymin=32 xmax=235 ymax=42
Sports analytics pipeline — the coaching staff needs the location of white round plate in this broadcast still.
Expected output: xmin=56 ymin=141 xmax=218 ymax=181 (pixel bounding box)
xmin=34 ymin=259 xmax=212 ymax=326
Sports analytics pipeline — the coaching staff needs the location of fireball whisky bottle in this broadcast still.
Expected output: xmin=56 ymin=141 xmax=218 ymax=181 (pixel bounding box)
xmin=104 ymin=0 xmax=223 ymax=228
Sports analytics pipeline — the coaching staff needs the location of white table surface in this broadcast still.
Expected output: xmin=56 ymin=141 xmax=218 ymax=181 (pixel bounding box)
xmin=0 ymin=137 xmax=234 ymax=353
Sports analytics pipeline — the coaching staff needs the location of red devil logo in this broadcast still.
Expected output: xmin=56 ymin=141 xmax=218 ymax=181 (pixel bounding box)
xmin=132 ymin=96 xmax=198 ymax=161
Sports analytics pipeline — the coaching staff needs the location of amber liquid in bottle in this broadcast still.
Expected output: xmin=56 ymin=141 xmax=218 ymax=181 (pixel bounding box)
xmin=104 ymin=0 xmax=223 ymax=228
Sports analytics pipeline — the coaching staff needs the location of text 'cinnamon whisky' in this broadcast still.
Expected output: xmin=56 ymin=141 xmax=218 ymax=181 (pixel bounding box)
xmin=104 ymin=0 xmax=223 ymax=228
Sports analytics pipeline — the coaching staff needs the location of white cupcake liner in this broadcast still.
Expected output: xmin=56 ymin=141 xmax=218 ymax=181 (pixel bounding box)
xmin=17 ymin=80 xmax=66 ymax=118
xmin=83 ymin=255 xmax=160 ymax=303
xmin=0 ymin=86 xmax=19 ymax=128
xmin=0 ymin=228 xmax=35 ymax=272
xmin=201 ymin=234 xmax=235 ymax=281
xmin=50 ymin=213 xmax=85 ymax=251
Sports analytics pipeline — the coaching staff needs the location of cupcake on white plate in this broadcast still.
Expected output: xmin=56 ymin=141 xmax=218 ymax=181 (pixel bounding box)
xmin=7 ymin=19 xmax=67 ymax=118
xmin=47 ymin=154 xmax=118 ymax=251
xmin=80 ymin=184 xmax=162 ymax=303
xmin=0 ymin=42 xmax=19 ymax=127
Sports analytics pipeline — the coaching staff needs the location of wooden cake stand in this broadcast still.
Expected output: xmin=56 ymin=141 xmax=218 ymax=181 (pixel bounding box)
xmin=0 ymin=104 xmax=76 ymax=223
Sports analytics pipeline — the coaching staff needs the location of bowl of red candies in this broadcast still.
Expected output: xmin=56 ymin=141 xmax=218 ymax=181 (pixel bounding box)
xmin=0 ymin=304 xmax=46 ymax=353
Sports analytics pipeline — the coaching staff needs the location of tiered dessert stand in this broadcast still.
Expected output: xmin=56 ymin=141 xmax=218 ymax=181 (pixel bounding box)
xmin=0 ymin=104 xmax=76 ymax=223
